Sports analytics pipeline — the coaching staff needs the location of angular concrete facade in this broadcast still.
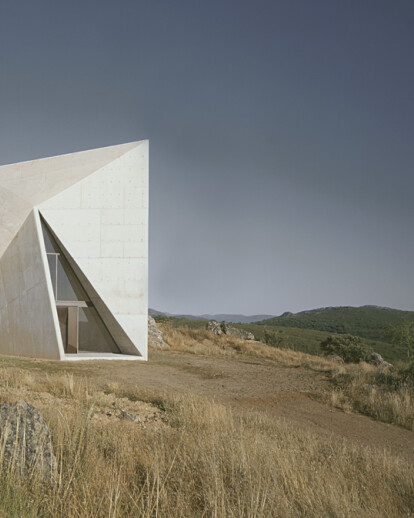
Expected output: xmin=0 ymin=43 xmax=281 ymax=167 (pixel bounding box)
xmin=0 ymin=141 xmax=148 ymax=360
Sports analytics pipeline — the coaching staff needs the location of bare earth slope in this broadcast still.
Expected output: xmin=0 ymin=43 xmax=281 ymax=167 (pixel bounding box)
xmin=61 ymin=350 xmax=414 ymax=463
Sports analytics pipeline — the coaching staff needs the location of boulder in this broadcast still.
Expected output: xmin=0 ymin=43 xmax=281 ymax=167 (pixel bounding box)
xmin=206 ymin=321 xmax=254 ymax=340
xmin=148 ymin=316 xmax=169 ymax=350
xmin=365 ymin=352 xmax=394 ymax=370
xmin=222 ymin=323 xmax=255 ymax=340
xmin=119 ymin=410 xmax=139 ymax=422
xmin=0 ymin=400 xmax=57 ymax=481
xmin=366 ymin=352 xmax=383 ymax=364
xmin=206 ymin=321 xmax=224 ymax=335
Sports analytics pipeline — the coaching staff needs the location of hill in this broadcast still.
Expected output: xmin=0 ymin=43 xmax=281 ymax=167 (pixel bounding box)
xmin=149 ymin=308 xmax=275 ymax=323
xmin=199 ymin=313 xmax=275 ymax=323
xmin=152 ymin=315 xmax=407 ymax=362
xmin=258 ymin=305 xmax=414 ymax=343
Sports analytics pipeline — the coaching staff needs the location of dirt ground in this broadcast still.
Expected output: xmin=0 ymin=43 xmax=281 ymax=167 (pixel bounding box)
xmin=45 ymin=349 xmax=414 ymax=464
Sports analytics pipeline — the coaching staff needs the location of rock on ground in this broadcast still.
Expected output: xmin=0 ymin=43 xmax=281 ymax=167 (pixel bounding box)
xmin=206 ymin=321 xmax=255 ymax=340
xmin=0 ymin=400 xmax=57 ymax=481
xmin=148 ymin=316 xmax=169 ymax=350
xmin=365 ymin=352 xmax=394 ymax=369
xmin=206 ymin=321 xmax=224 ymax=335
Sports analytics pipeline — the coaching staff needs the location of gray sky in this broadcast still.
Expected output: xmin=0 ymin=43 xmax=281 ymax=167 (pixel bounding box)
xmin=1 ymin=0 xmax=413 ymax=315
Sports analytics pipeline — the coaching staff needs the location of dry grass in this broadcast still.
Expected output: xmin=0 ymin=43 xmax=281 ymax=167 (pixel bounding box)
xmin=160 ymin=323 xmax=239 ymax=357
xmin=162 ymin=324 xmax=414 ymax=431
xmin=327 ymin=362 xmax=414 ymax=430
xmin=160 ymin=323 xmax=338 ymax=370
xmin=0 ymin=344 xmax=412 ymax=516
xmin=0 ymin=365 xmax=412 ymax=517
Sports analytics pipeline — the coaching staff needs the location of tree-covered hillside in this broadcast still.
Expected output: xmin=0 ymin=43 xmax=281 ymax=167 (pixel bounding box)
xmin=154 ymin=314 xmax=409 ymax=362
xmin=258 ymin=306 xmax=414 ymax=343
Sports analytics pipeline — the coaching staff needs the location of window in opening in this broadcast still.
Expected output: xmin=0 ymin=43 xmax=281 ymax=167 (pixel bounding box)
xmin=40 ymin=217 xmax=121 ymax=354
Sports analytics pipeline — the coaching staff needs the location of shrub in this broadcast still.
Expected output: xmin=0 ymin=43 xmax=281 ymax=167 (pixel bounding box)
xmin=263 ymin=329 xmax=284 ymax=347
xmin=320 ymin=334 xmax=369 ymax=363
xmin=401 ymin=361 xmax=414 ymax=386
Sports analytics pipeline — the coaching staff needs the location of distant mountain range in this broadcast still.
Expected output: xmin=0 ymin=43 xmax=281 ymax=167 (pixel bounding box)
xmin=149 ymin=308 xmax=275 ymax=324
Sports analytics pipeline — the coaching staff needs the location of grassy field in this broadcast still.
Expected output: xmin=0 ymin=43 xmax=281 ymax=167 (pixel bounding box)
xmin=0 ymin=355 xmax=412 ymax=517
xmin=160 ymin=323 xmax=414 ymax=431
xmin=256 ymin=305 xmax=414 ymax=344
xmin=0 ymin=318 xmax=413 ymax=516
xmin=155 ymin=316 xmax=407 ymax=362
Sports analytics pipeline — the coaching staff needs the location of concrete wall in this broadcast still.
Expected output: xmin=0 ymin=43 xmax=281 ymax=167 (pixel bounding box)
xmin=0 ymin=210 xmax=63 ymax=359
xmin=39 ymin=142 xmax=148 ymax=358
xmin=0 ymin=141 xmax=139 ymax=259
xmin=0 ymin=141 xmax=148 ymax=360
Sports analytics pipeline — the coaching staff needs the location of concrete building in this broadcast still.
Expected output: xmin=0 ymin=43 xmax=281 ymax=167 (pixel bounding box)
xmin=0 ymin=141 xmax=148 ymax=360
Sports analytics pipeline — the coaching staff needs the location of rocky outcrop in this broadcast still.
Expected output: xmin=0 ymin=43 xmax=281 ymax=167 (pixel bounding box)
xmin=148 ymin=316 xmax=169 ymax=350
xmin=206 ymin=321 xmax=225 ymax=335
xmin=365 ymin=352 xmax=394 ymax=369
xmin=0 ymin=400 xmax=57 ymax=481
xmin=206 ymin=321 xmax=254 ymax=340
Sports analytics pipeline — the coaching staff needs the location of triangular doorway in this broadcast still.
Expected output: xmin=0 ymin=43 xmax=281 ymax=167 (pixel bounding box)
xmin=40 ymin=217 xmax=121 ymax=354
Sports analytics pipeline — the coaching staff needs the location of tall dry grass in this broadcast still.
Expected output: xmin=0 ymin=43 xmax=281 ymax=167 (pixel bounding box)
xmin=0 ymin=364 xmax=412 ymax=517
xmin=2 ymin=391 xmax=414 ymax=517
xmin=327 ymin=361 xmax=414 ymax=430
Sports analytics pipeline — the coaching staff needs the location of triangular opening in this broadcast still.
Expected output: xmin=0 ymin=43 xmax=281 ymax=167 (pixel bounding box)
xmin=40 ymin=217 xmax=121 ymax=354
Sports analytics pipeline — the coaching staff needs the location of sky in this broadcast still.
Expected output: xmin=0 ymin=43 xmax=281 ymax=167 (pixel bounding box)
xmin=0 ymin=0 xmax=413 ymax=316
